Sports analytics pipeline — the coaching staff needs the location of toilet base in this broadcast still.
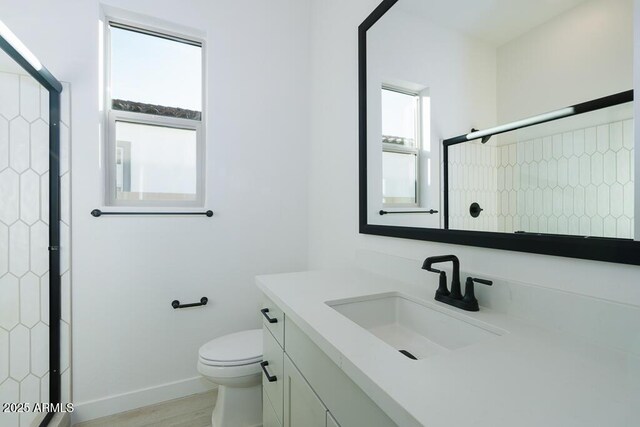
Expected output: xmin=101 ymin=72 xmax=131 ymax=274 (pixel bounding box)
xmin=212 ymin=383 xmax=262 ymax=427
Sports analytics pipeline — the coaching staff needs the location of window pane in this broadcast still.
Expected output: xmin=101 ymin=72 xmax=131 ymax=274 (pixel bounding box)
xmin=381 ymin=89 xmax=417 ymax=144
xmin=110 ymin=25 xmax=202 ymax=114
xmin=383 ymin=151 xmax=416 ymax=205
xmin=115 ymin=121 xmax=197 ymax=201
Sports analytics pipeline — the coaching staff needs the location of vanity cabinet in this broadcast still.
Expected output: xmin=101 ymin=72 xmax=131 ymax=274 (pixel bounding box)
xmin=261 ymin=296 xmax=395 ymax=427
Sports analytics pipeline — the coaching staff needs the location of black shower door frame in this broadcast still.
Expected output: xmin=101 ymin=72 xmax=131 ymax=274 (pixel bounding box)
xmin=0 ymin=34 xmax=63 ymax=427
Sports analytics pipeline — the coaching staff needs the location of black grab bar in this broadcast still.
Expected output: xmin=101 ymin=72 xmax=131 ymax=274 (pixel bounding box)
xmin=172 ymin=297 xmax=208 ymax=309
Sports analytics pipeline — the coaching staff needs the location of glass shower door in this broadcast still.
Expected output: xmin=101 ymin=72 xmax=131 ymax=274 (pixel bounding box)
xmin=0 ymin=39 xmax=56 ymax=427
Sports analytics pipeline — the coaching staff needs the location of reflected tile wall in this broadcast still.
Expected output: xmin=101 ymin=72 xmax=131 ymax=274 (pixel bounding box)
xmin=0 ymin=71 xmax=71 ymax=427
xmin=449 ymin=119 xmax=635 ymax=239
xmin=448 ymin=142 xmax=499 ymax=232
xmin=497 ymin=120 xmax=634 ymax=238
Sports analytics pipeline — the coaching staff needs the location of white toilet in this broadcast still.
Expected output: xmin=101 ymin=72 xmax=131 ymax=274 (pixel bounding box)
xmin=198 ymin=329 xmax=263 ymax=427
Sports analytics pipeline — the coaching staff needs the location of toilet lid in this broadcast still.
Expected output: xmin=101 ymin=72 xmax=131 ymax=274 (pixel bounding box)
xmin=199 ymin=329 xmax=263 ymax=366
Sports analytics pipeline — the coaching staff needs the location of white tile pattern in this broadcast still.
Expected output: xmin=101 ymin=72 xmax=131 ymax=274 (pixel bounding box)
xmin=449 ymin=118 xmax=634 ymax=239
xmin=497 ymin=120 xmax=634 ymax=238
xmin=448 ymin=142 xmax=499 ymax=232
xmin=0 ymin=70 xmax=72 ymax=427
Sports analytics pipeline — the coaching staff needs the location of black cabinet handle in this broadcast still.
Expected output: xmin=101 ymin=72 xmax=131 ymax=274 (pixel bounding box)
xmin=260 ymin=308 xmax=278 ymax=324
xmin=260 ymin=361 xmax=277 ymax=382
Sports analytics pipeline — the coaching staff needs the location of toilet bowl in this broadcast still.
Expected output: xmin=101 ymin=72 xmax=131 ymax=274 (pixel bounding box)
xmin=198 ymin=329 xmax=263 ymax=427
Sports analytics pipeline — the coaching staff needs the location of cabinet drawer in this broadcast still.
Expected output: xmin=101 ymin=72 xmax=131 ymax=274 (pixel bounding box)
xmin=261 ymin=296 xmax=285 ymax=346
xmin=263 ymin=327 xmax=284 ymax=421
xmin=264 ymin=389 xmax=283 ymax=427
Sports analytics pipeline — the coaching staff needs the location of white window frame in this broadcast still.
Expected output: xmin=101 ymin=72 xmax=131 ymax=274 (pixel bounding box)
xmin=103 ymin=16 xmax=206 ymax=207
xmin=381 ymin=85 xmax=421 ymax=208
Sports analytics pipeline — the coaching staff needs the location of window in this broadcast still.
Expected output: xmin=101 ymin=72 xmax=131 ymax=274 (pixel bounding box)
xmin=105 ymin=21 xmax=204 ymax=206
xmin=381 ymin=87 xmax=420 ymax=206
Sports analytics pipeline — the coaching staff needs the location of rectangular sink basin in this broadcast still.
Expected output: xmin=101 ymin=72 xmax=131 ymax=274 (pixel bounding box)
xmin=326 ymin=292 xmax=503 ymax=360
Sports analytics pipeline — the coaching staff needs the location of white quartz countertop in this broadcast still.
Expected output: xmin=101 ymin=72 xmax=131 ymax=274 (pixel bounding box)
xmin=256 ymin=269 xmax=640 ymax=427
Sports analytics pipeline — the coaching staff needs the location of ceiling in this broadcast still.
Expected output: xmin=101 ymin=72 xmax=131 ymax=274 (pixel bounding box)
xmin=395 ymin=0 xmax=591 ymax=46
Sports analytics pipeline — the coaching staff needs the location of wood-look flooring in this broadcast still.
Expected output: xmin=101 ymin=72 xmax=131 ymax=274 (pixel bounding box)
xmin=73 ymin=390 xmax=217 ymax=427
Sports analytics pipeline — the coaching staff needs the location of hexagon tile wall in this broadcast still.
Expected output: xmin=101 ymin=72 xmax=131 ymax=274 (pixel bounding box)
xmin=0 ymin=71 xmax=71 ymax=427
xmin=448 ymin=142 xmax=499 ymax=232
xmin=448 ymin=119 xmax=635 ymax=239
xmin=496 ymin=121 xmax=634 ymax=238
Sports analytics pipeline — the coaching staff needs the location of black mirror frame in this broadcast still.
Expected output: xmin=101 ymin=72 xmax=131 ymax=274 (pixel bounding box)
xmin=0 ymin=29 xmax=63 ymax=427
xmin=358 ymin=0 xmax=640 ymax=266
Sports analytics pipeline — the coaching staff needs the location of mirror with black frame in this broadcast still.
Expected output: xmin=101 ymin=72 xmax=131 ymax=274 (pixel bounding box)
xmin=360 ymin=0 xmax=640 ymax=264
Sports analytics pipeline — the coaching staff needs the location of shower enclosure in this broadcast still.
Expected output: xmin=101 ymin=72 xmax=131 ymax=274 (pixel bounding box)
xmin=0 ymin=21 xmax=65 ymax=427
xmin=445 ymin=91 xmax=635 ymax=239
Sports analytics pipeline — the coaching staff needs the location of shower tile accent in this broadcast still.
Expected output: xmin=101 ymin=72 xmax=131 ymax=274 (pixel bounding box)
xmin=448 ymin=118 xmax=634 ymax=239
xmin=497 ymin=120 xmax=634 ymax=238
xmin=448 ymin=142 xmax=499 ymax=232
xmin=0 ymin=71 xmax=71 ymax=427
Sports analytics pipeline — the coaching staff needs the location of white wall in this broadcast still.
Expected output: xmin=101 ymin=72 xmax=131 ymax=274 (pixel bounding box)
xmin=497 ymin=0 xmax=634 ymax=124
xmin=0 ymin=0 xmax=311 ymax=422
xmin=308 ymin=0 xmax=640 ymax=312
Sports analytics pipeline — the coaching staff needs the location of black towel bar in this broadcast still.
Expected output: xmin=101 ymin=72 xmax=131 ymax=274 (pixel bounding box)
xmin=379 ymin=209 xmax=438 ymax=215
xmin=92 ymin=209 xmax=213 ymax=217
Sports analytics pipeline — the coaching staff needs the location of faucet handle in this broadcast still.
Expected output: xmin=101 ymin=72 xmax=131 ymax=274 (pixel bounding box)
xmin=436 ymin=271 xmax=449 ymax=297
xmin=471 ymin=277 xmax=493 ymax=286
xmin=462 ymin=277 xmax=492 ymax=311
xmin=424 ymin=266 xmax=449 ymax=297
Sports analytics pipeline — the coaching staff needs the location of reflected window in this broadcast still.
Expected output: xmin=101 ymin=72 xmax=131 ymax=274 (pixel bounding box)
xmin=382 ymin=87 xmax=421 ymax=206
xmin=106 ymin=21 xmax=204 ymax=205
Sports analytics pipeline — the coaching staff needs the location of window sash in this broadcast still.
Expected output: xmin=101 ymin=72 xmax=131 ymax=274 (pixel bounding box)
xmin=106 ymin=110 xmax=204 ymax=207
xmin=382 ymin=150 xmax=419 ymax=208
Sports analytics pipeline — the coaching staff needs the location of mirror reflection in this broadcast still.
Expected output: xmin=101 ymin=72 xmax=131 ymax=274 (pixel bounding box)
xmin=366 ymin=0 xmax=635 ymax=239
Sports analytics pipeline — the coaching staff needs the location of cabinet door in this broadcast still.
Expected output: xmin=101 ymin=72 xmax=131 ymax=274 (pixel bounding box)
xmin=264 ymin=389 xmax=283 ymax=427
xmin=284 ymin=355 xmax=327 ymax=427
xmin=326 ymin=412 xmax=340 ymax=427
xmin=263 ymin=327 xmax=284 ymax=422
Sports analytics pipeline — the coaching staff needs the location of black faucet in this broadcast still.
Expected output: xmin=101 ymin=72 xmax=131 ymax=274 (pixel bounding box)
xmin=422 ymin=255 xmax=492 ymax=312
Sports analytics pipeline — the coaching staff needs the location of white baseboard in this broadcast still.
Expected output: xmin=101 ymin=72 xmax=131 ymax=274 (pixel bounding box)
xmin=71 ymin=376 xmax=216 ymax=424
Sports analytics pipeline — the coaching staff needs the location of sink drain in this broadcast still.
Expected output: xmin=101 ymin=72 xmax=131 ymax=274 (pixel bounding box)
xmin=399 ymin=349 xmax=418 ymax=360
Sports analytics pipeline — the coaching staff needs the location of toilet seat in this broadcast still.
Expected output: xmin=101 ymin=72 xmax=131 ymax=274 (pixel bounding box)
xmin=198 ymin=358 xmax=261 ymax=380
xmin=198 ymin=329 xmax=263 ymax=367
